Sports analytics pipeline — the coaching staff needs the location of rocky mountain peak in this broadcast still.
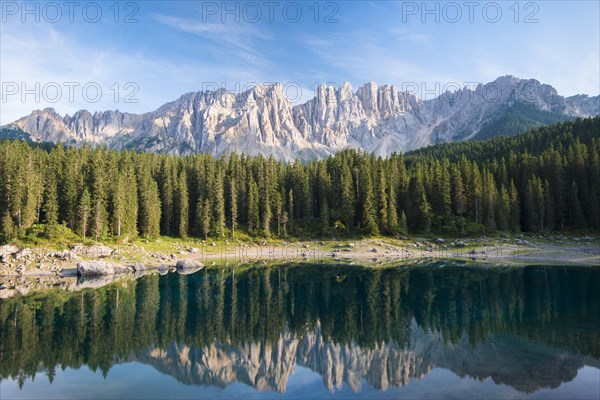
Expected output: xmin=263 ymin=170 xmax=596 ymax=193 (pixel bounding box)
xmin=3 ymin=76 xmax=599 ymax=160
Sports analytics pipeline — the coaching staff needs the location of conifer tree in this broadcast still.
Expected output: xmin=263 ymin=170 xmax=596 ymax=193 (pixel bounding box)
xmin=340 ymin=163 xmax=355 ymax=231
xmin=178 ymin=170 xmax=189 ymax=239
xmin=78 ymin=188 xmax=91 ymax=238
xmin=248 ymin=177 xmax=260 ymax=235
xmin=508 ymin=180 xmax=520 ymax=232
xmin=358 ymin=160 xmax=379 ymax=235
xmin=213 ymin=171 xmax=225 ymax=236
xmin=43 ymin=171 xmax=59 ymax=238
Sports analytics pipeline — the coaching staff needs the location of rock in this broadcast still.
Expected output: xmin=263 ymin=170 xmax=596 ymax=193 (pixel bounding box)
xmin=435 ymin=238 xmax=445 ymax=244
xmin=175 ymin=259 xmax=204 ymax=273
xmin=425 ymin=246 xmax=433 ymax=252
xmin=132 ymin=262 xmax=145 ymax=272
xmin=51 ymin=249 xmax=76 ymax=260
xmin=456 ymin=241 xmax=466 ymax=248
xmin=77 ymin=261 xmax=123 ymax=276
xmin=0 ymin=245 xmax=19 ymax=257
xmin=14 ymin=248 xmax=33 ymax=260
xmin=0 ymin=284 xmax=6 ymax=290
xmin=371 ymin=248 xmax=378 ymax=253
xmin=348 ymin=243 xmax=355 ymax=247
xmin=189 ymin=247 xmax=199 ymax=253
xmin=158 ymin=265 xmax=169 ymax=275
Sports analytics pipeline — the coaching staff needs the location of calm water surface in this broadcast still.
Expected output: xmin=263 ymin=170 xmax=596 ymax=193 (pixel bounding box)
xmin=1 ymin=265 xmax=599 ymax=399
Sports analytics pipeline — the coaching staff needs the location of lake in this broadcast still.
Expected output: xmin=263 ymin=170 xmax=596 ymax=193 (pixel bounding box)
xmin=1 ymin=265 xmax=599 ymax=399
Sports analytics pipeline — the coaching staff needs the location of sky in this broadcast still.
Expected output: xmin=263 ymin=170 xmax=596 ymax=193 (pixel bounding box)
xmin=1 ymin=0 xmax=599 ymax=124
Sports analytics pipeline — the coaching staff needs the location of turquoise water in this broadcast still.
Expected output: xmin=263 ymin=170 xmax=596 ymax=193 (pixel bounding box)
xmin=1 ymin=265 xmax=599 ymax=399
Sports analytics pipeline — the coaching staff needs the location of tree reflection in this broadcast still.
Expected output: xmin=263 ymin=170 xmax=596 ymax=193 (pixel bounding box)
xmin=0 ymin=265 xmax=598 ymax=392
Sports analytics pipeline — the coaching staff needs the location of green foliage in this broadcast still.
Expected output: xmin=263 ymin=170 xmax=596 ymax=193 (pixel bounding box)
xmin=0 ymin=117 xmax=598 ymax=243
xmin=474 ymin=102 xmax=570 ymax=140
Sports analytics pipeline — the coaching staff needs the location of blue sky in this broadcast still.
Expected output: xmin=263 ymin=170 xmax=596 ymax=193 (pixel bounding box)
xmin=1 ymin=0 xmax=598 ymax=123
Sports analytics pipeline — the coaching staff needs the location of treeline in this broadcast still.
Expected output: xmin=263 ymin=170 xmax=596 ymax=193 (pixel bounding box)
xmin=1 ymin=266 xmax=598 ymax=385
xmin=0 ymin=117 xmax=599 ymax=242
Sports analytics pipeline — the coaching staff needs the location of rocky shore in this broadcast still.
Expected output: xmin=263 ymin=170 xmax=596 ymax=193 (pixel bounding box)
xmin=1 ymin=236 xmax=598 ymax=298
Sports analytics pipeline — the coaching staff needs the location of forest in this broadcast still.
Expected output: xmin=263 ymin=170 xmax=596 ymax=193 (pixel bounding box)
xmin=0 ymin=117 xmax=598 ymax=243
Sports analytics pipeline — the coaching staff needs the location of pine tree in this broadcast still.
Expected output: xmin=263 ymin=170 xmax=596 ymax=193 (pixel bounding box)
xmin=90 ymin=150 xmax=108 ymax=240
xmin=43 ymin=171 xmax=59 ymax=239
xmin=508 ymin=180 xmax=520 ymax=232
xmin=248 ymin=177 xmax=260 ymax=235
xmin=340 ymin=163 xmax=355 ymax=231
xmin=543 ymin=179 xmax=555 ymax=232
xmin=387 ymin=180 xmax=399 ymax=235
xmin=495 ymin=185 xmax=510 ymax=231
xmin=408 ymin=170 xmax=431 ymax=232
xmin=1 ymin=211 xmax=15 ymax=242
xmin=451 ymin=165 xmax=467 ymax=216
xmin=358 ymin=160 xmax=379 ymax=235
xmin=228 ymin=174 xmax=238 ymax=237
xmin=213 ymin=170 xmax=225 ymax=237
xmin=178 ymin=170 xmax=189 ymax=239
xmin=78 ymin=188 xmax=92 ymax=238
xmin=137 ymin=167 xmax=161 ymax=239
xmin=159 ymin=159 xmax=175 ymax=236
xmin=399 ymin=210 xmax=408 ymax=235
xmin=376 ymin=163 xmax=388 ymax=232
xmin=201 ymin=198 xmax=212 ymax=240
xmin=287 ymin=188 xmax=294 ymax=230
xmin=568 ymin=181 xmax=585 ymax=228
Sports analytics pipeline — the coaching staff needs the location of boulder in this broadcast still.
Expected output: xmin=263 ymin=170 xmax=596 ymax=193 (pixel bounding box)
xmin=435 ymin=238 xmax=445 ymax=244
xmin=77 ymin=261 xmax=121 ymax=276
xmin=0 ymin=245 xmax=19 ymax=257
xmin=14 ymin=248 xmax=33 ymax=260
xmin=456 ymin=241 xmax=467 ymax=248
xmin=132 ymin=262 xmax=145 ymax=272
xmin=176 ymin=259 xmax=205 ymax=275
xmin=158 ymin=264 xmax=169 ymax=275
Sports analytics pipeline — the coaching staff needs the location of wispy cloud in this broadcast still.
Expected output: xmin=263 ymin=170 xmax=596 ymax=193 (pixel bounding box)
xmin=153 ymin=14 xmax=271 ymax=68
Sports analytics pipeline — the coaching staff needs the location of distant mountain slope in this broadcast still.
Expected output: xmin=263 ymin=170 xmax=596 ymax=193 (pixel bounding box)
xmin=2 ymin=75 xmax=598 ymax=160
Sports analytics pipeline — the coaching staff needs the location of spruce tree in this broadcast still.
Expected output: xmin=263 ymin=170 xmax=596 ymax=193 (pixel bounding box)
xmin=78 ymin=189 xmax=92 ymax=238
xmin=178 ymin=170 xmax=189 ymax=239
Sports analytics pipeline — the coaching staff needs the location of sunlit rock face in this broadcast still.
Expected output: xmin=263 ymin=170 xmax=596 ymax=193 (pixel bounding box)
xmin=6 ymin=76 xmax=599 ymax=161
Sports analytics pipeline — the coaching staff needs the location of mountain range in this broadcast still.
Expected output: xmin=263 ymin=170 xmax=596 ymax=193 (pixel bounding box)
xmin=2 ymin=75 xmax=598 ymax=160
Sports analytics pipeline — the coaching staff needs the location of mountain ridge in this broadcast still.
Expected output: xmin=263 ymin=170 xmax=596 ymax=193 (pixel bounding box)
xmin=3 ymin=75 xmax=599 ymax=160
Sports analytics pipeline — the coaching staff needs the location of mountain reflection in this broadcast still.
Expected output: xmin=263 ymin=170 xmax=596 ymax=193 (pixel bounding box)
xmin=1 ymin=265 xmax=599 ymax=393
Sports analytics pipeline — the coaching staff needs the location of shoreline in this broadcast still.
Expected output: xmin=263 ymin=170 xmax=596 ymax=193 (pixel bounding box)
xmin=1 ymin=237 xmax=598 ymax=298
